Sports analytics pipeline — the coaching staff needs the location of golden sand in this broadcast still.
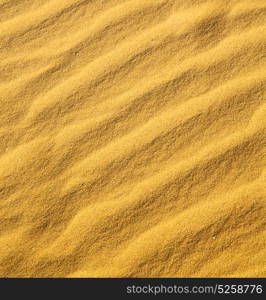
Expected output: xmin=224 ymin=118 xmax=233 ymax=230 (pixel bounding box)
xmin=0 ymin=0 xmax=265 ymax=277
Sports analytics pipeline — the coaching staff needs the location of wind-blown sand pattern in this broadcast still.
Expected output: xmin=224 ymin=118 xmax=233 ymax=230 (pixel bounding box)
xmin=0 ymin=0 xmax=265 ymax=278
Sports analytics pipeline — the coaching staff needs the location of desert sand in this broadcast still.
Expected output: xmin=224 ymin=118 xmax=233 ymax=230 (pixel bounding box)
xmin=0 ymin=0 xmax=265 ymax=277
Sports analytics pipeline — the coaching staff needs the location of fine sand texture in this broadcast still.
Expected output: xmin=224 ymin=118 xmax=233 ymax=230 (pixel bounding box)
xmin=0 ymin=0 xmax=265 ymax=277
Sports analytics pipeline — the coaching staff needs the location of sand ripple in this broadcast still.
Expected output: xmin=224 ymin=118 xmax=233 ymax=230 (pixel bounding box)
xmin=0 ymin=0 xmax=265 ymax=277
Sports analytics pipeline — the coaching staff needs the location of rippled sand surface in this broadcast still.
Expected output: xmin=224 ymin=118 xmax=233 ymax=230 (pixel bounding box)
xmin=0 ymin=0 xmax=265 ymax=277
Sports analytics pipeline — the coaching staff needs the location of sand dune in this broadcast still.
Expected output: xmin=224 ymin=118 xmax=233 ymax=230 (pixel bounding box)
xmin=0 ymin=0 xmax=265 ymax=277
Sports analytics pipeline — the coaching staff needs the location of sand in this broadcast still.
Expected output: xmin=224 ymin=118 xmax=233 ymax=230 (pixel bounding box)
xmin=0 ymin=0 xmax=265 ymax=278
